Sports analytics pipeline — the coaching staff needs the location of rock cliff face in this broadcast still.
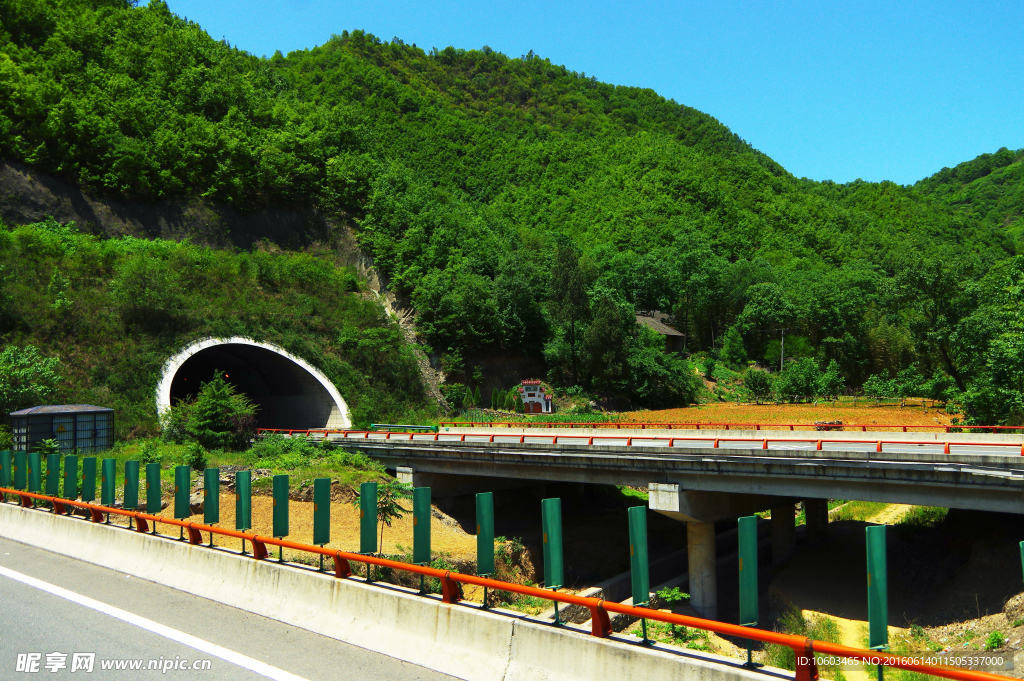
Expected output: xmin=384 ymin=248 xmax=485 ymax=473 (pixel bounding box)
xmin=0 ymin=158 xmax=449 ymax=410
xmin=0 ymin=158 xmax=333 ymax=249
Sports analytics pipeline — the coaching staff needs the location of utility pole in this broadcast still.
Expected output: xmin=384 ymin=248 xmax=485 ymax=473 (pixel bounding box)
xmin=776 ymin=328 xmax=789 ymax=372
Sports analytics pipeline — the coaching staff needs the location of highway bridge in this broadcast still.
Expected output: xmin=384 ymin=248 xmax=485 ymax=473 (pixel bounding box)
xmin=310 ymin=425 xmax=1024 ymax=619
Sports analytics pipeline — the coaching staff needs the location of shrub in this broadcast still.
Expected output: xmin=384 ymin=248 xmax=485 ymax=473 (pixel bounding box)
xmin=985 ymin=631 xmax=1005 ymax=651
xmin=183 ymin=442 xmax=208 ymax=471
xmin=140 ymin=440 xmax=161 ymax=464
xmin=186 ymin=374 xmax=256 ymax=450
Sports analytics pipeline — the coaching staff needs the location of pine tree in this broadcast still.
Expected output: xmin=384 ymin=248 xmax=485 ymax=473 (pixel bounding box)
xmin=474 ymin=385 xmax=482 ymax=408
xmin=187 ymin=372 xmax=254 ymax=450
xmin=491 ymin=386 xmax=499 ymax=410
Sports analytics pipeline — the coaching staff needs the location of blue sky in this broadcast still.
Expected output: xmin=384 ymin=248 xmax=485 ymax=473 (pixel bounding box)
xmin=164 ymin=0 xmax=1023 ymax=185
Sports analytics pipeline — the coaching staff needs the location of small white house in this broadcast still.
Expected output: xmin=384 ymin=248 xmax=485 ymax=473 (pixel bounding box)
xmin=518 ymin=380 xmax=553 ymax=414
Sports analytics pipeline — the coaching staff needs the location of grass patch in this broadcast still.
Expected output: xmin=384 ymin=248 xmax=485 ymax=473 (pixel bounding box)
xmin=831 ymin=501 xmax=888 ymax=522
xmin=764 ymin=607 xmax=845 ymax=680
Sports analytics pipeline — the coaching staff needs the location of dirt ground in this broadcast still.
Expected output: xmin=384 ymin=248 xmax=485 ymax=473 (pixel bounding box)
xmin=631 ymin=402 xmax=955 ymax=429
xmin=149 ymin=494 xmax=479 ymax=561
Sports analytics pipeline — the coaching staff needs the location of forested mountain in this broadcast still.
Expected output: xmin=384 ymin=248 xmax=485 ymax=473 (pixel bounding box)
xmin=2 ymin=0 xmax=1024 ymax=423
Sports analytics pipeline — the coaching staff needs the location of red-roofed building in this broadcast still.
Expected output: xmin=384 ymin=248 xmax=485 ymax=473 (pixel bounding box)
xmin=518 ymin=380 xmax=553 ymax=414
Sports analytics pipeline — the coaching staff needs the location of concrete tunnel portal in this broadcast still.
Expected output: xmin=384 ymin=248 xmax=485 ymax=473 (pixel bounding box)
xmin=156 ymin=338 xmax=351 ymax=431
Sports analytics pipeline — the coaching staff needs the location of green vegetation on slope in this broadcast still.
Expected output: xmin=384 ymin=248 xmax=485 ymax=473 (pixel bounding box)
xmin=0 ymin=218 xmax=429 ymax=435
xmin=4 ymin=0 xmax=1024 ymax=421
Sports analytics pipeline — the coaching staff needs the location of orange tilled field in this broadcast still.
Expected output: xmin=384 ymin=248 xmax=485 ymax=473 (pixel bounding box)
xmin=629 ymin=402 xmax=954 ymax=430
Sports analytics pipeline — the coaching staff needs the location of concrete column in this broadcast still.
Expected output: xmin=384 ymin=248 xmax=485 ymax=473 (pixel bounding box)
xmin=771 ymin=504 xmax=796 ymax=566
xmin=805 ymin=499 xmax=829 ymax=543
xmin=686 ymin=521 xmax=717 ymax=620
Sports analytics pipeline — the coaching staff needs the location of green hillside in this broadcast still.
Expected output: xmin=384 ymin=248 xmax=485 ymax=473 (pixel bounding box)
xmin=3 ymin=0 xmax=1024 ymax=424
xmin=0 ymin=218 xmax=429 ymax=436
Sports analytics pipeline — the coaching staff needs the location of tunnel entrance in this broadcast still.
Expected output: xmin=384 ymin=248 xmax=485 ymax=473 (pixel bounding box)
xmin=156 ymin=338 xmax=350 ymax=431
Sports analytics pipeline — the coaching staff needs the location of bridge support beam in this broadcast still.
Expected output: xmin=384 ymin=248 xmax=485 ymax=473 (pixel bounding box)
xmin=805 ymin=499 xmax=829 ymax=543
xmin=771 ymin=503 xmax=796 ymax=565
xmin=687 ymin=520 xmax=717 ymax=620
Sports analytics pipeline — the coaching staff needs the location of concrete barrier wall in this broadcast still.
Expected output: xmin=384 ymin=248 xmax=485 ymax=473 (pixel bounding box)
xmin=0 ymin=503 xmax=769 ymax=681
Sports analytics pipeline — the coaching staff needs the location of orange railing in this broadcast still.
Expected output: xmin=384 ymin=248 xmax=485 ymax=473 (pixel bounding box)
xmin=438 ymin=421 xmax=1019 ymax=433
xmin=0 ymin=487 xmax=1012 ymax=681
xmin=255 ymin=428 xmax=1024 ymax=455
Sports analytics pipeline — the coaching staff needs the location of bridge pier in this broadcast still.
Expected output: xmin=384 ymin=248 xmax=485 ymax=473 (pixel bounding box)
xmin=805 ymin=498 xmax=829 ymax=543
xmin=687 ymin=521 xmax=717 ymax=619
xmin=771 ymin=503 xmax=796 ymax=565
xmin=649 ymin=484 xmax=796 ymax=620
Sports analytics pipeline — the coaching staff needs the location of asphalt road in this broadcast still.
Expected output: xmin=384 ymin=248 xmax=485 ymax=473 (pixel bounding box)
xmin=0 ymin=536 xmax=459 ymax=681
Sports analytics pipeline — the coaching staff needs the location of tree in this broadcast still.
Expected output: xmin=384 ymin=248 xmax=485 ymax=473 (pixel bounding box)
xmin=815 ymin=360 xmax=845 ymax=400
xmin=776 ymin=358 xmax=820 ymax=401
xmin=187 ymin=373 xmax=256 ymax=450
xmin=491 ymin=386 xmax=499 ymax=410
xmin=719 ymin=325 xmax=747 ymax=369
xmin=743 ymin=369 xmax=774 ymax=404
xmin=376 ymin=478 xmax=413 ymax=549
xmin=0 ymin=345 xmax=62 ymax=423
xmin=582 ymin=290 xmax=633 ymax=394
xmin=549 ymin=241 xmax=591 ymax=385
xmin=473 ymin=385 xmax=482 ymax=408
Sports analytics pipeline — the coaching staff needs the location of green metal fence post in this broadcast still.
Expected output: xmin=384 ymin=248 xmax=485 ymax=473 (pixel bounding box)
xmin=738 ymin=515 xmax=760 ymax=666
xmin=81 ymin=457 xmax=96 ymax=503
xmin=45 ymin=453 xmax=60 ymax=512
xmin=145 ymin=462 xmax=161 ymax=535
xmin=45 ymin=453 xmax=61 ymax=498
xmin=476 ymin=492 xmax=495 ymax=606
xmin=272 ymin=474 xmax=289 ymax=562
xmin=123 ymin=461 xmax=139 ymax=528
xmin=628 ymin=506 xmax=651 ymax=644
xmin=236 ymin=471 xmax=252 ymax=554
xmin=13 ymin=450 xmax=26 ymax=490
xmin=0 ymin=450 xmax=10 ymax=502
xmin=413 ymin=487 xmax=431 ymax=592
xmin=541 ymin=497 xmax=564 ymax=625
xmin=27 ymin=452 xmax=42 ymax=506
xmin=174 ymin=466 xmax=190 ymax=539
xmin=867 ymin=524 xmax=889 ymax=681
xmin=313 ymin=478 xmax=330 ymax=570
xmin=100 ymin=458 xmax=116 ymax=521
xmin=1020 ymin=541 xmax=1024 ymax=586
xmin=63 ymin=455 xmax=78 ymax=513
xmin=204 ymin=468 xmax=220 ymax=546
xmin=359 ymin=481 xmax=378 ymax=581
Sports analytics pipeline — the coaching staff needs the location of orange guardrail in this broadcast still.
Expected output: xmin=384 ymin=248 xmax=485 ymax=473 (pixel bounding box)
xmin=0 ymin=487 xmax=1013 ymax=681
xmin=256 ymin=428 xmax=1024 ymax=455
xmin=437 ymin=421 xmax=1020 ymax=433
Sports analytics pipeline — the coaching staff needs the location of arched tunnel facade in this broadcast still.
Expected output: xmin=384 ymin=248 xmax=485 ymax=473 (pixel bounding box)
xmin=156 ymin=338 xmax=350 ymax=430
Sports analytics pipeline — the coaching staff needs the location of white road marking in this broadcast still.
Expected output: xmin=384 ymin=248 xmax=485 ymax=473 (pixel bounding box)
xmin=0 ymin=565 xmax=311 ymax=681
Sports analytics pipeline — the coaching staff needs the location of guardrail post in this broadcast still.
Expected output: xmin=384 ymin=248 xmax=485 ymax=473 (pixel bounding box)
xmin=476 ymin=491 xmax=495 ymax=606
xmin=333 ymin=551 xmax=352 ymax=578
xmin=100 ymin=458 xmax=116 ymax=519
xmin=13 ymin=450 xmax=26 ymax=491
xmin=45 ymin=453 xmax=60 ymax=501
xmin=174 ymin=466 xmax=190 ymax=540
xmin=0 ymin=450 xmax=10 ymax=502
xmin=204 ymin=467 xmax=220 ymax=546
xmin=250 ymin=536 xmax=268 ymax=560
xmin=794 ymin=639 xmax=819 ymax=681
xmin=145 ymin=462 xmax=161 ymax=533
xmin=440 ymin=571 xmax=461 ymax=604
xmin=413 ymin=486 xmax=431 ymax=592
xmin=588 ymin=601 xmax=612 ymax=637
xmin=27 ymin=452 xmax=41 ymax=506
xmin=542 ymin=497 xmax=564 ymax=623
xmin=63 ymin=455 xmax=77 ymax=513
xmin=81 ymin=457 xmax=96 ymax=503
xmin=273 ymin=474 xmax=289 ymax=562
xmin=313 ymin=477 xmax=331 ymax=570
xmin=236 ymin=471 xmax=252 ymax=553
xmin=124 ymin=461 xmax=139 ymax=520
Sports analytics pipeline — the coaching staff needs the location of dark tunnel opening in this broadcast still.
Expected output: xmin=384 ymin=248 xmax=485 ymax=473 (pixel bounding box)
xmin=168 ymin=344 xmax=342 ymax=430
